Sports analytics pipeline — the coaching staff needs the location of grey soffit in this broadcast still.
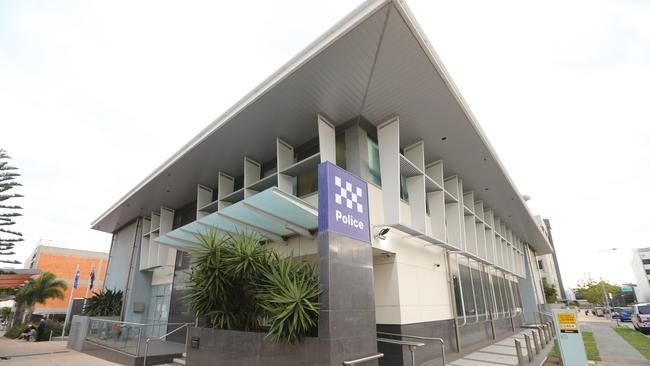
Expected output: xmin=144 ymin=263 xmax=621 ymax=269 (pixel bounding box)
xmin=91 ymin=0 xmax=552 ymax=255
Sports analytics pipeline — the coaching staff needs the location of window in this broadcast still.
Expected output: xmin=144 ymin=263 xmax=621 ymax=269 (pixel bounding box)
xmin=173 ymin=201 xmax=197 ymax=229
xmin=260 ymin=159 xmax=277 ymax=178
xmin=645 ymin=269 xmax=650 ymax=275
xmin=293 ymin=139 xmax=320 ymax=197
xmin=367 ymin=135 xmax=381 ymax=186
xmin=459 ymin=264 xmax=476 ymax=316
xmin=400 ymin=175 xmax=409 ymax=202
xmin=492 ymin=274 xmax=504 ymax=313
xmin=295 ymin=168 xmax=318 ymax=197
xmin=336 ymin=133 xmax=346 ymax=169
xmin=538 ymin=260 xmax=543 ymax=270
xmin=643 ymin=259 xmax=650 ymax=265
xmin=471 ymin=267 xmax=485 ymax=316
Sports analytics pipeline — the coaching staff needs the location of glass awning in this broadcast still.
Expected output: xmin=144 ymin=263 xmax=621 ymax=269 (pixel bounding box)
xmin=154 ymin=187 xmax=318 ymax=250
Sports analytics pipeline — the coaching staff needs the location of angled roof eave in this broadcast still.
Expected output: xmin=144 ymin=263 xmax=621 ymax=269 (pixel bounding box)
xmin=91 ymin=0 xmax=392 ymax=231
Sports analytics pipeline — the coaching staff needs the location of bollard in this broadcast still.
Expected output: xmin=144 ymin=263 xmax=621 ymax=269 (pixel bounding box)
xmin=546 ymin=324 xmax=552 ymax=340
xmin=538 ymin=328 xmax=546 ymax=349
xmin=541 ymin=325 xmax=549 ymax=345
xmin=532 ymin=330 xmax=540 ymax=354
xmin=524 ymin=333 xmax=534 ymax=362
xmin=548 ymin=322 xmax=555 ymax=338
xmin=515 ymin=339 xmax=525 ymax=366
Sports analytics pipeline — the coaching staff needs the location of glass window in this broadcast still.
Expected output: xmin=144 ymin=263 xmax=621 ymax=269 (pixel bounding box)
xmin=482 ymin=271 xmax=493 ymax=314
xmin=260 ymin=159 xmax=277 ymax=178
xmin=493 ymin=274 xmax=504 ymax=313
xmin=172 ymin=201 xmax=198 ymax=229
xmin=367 ymin=135 xmax=381 ymax=186
xmin=296 ymin=167 xmax=318 ymax=197
xmin=538 ymin=260 xmax=543 ymax=270
xmin=452 ymin=270 xmax=463 ymax=317
xmin=643 ymin=259 xmax=650 ymax=265
xmin=471 ymin=267 xmax=485 ymax=316
xmin=638 ymin=305 xmax=650 ymax=315
xmin=336 ymin=133 xmax=346 ymax=169
xmin=459 ymin=264 xmax=475 ymax=316
xmin=400 ymin=175 xmax=409 ymax=202
xmin=646 ymin=269 xmax=650 ymax=275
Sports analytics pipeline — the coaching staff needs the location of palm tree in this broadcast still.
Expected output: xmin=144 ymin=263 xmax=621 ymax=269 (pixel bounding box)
xmin=14 ymin=272 xmax=67 ymax=324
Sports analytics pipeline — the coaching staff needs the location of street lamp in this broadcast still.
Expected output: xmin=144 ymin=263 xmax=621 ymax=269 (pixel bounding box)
xmin=597 ymin=248 xmax=618 ymax=319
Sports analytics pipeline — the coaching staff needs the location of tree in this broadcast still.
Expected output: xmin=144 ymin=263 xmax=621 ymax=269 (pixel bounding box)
xmin=0 ymin=149 xmax=23 ymax=264
xmin=184 ymin=230 xmax=320 ymax=344
xmin=0 ymin=306 xmax=11 ymax=321
xmin=542 ymin=278 xmax=558 ymax=303
xmin=575 ymin=277 xmax=621 ymax=306
xmin=83 ymin=289 xmax=123 ymax=316
xmin=14 ymin=272 xmax=67 ymax=324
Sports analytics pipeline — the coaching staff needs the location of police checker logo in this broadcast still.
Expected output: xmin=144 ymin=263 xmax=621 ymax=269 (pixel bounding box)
xmin=334 ymin=175 xmax=365 ymax=229
xmin=318 ymin=162 xmax=371 ymax=243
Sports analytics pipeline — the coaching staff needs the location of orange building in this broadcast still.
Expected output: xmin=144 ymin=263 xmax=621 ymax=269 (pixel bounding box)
xmin=24 ymin=245 xmax=108 ymax=318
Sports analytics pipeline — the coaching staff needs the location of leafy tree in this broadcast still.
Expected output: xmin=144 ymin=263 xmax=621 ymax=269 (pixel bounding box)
xmin=185 ymin=230 xmax=320 ymax=344
xmin=83 ymin=289 xmax=123 ymax=317
xmin=0 ymin=149 xmax=23 ymax=264
xmin=0 ymin=306 xmax=11 ymax=321
xmin=542 ymin=278 xmax=558 ymax=303
xmin=575 ymin=277 xmax=621 ymax=305
xmin=14 ymin=272 xmax=67 ymax=324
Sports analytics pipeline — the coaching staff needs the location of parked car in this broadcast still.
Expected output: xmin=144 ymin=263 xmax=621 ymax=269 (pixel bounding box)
xmin=619 ymin=307 xmax=633 ymax=322
xmin=595 ymin=307 xmax=605 ymax=317
xmin=632 ymin=303 xmax=650 ymax=333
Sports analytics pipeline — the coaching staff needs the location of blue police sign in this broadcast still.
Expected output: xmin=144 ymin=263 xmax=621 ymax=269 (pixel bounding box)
xmin=318 ymin=162 xmax=371 ymax=243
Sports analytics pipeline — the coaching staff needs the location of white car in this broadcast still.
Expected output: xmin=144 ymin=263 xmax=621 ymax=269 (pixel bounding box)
xmin=632 ymin=303 xmax=650 ymax=334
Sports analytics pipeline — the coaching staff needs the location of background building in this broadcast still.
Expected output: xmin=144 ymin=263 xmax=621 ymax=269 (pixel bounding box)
xmin=534 ymin=217 xmax=566 ymax=300
xmin=631 ymin=247 xmax=650 ymax=303
xmin=24 ymin=245 xmax=108 ymax=319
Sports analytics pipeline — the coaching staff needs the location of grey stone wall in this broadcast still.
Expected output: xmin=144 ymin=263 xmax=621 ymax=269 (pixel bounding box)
xmin=186 ymin=327 xmax=327 ymax=366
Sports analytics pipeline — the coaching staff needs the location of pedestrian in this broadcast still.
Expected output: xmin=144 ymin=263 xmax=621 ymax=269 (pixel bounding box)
xmin=585 ymin=309 xmax=589 ymax=316
xmin=37 ymin=318 xmax=46 ymax=341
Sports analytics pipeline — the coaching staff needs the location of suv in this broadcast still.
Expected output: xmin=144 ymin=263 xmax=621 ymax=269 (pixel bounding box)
xmin=632 ymin=303 xmax=650 ymax=333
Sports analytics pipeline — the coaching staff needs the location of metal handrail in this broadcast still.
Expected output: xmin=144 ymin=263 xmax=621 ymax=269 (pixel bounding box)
xmin=378 ymin=338 xmax=425 ymax=366
xmin=377 ymin=331 xmax=445 ymax=366
xmin=342 ymin=353 xmax=384 ymax=365
xmin=142 ymin=322 xmax=193 ymax=366
xmin=88 ymin=318 xmax=188 ymax=326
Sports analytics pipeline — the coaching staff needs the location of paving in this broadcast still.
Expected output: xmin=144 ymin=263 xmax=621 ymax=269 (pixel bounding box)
xmin=581 ymin=321 xmax=650 ymax=366
xmin=0 ymin=336 xmax=120 ymax=365
xmin=449 ymin=329 xmax=551 ymax=366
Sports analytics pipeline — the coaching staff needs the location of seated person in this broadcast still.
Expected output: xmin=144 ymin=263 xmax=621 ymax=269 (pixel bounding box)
xmin=20 ymin=326 xmax=36 ymax=341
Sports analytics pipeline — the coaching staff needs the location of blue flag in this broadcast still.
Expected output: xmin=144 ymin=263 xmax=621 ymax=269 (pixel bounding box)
xmin=89 ymin=265 xmax=95 ymax=290
xmin=73 ymin=267 xmax=80 ymax=289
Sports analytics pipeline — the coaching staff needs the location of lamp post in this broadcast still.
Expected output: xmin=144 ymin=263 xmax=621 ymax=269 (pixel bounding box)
xmin=597 ymin=248 xmax=618 ymax=319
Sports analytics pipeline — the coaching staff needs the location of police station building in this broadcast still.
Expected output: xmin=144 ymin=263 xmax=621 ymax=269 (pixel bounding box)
xmin=92 ymin=0 xmax=552 ymax=364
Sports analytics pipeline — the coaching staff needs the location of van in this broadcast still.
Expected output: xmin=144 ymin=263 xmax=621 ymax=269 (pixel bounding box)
xmin=632 ymin=303 xmax=650 ymax=334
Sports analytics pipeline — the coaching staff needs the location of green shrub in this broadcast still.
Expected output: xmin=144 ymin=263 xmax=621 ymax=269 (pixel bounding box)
xmin=4 ymin=320 xmax=63 ymax=341
xmin=184 ymin=230 xmax=320 ymax=344
xmin=83 ymin=289 xmax=123 ymax=316
xmin=4 ymin=323 xmax=30 ymax=339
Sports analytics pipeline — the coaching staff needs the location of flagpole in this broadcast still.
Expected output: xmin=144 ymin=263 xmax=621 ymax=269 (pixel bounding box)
xmin=62 ymin=264 xmax=80 ymax=338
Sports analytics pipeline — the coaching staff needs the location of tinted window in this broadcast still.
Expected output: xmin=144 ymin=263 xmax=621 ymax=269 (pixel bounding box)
xmin=638 ymin=305 xmax=650 ymax=315
xmin=643 ymin=259 xmax=650 ymax=265
xmin=459 ymin=264 xmax=475 ymax=316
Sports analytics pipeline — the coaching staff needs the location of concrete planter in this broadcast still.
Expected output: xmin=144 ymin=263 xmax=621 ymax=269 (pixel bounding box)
xmin=186 ymin=327 xmax=328 ymax=366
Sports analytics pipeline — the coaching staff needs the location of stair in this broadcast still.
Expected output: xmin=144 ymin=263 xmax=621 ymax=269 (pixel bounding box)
xmin=168 ymin=353 xmax=186 ymax=366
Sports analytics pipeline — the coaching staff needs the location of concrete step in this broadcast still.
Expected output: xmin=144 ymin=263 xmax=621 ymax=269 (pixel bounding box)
xmin=171 ymin=357 xmax=186 ymax=365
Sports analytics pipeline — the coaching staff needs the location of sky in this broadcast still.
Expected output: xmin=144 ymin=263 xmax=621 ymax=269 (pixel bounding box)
xmin=1 ymin=0 xmax=649 ymax=288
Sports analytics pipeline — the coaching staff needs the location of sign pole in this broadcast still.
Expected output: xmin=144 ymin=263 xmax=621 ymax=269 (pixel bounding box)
xmin=62 ymin=264 xmax=80 ymax=338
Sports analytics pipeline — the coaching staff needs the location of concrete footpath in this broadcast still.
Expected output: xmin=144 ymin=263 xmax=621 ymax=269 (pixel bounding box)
xmin=0 ymin=336 xmax=119 ymax=365
xmin=581 ymin=321 xmax=650 ymax=366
